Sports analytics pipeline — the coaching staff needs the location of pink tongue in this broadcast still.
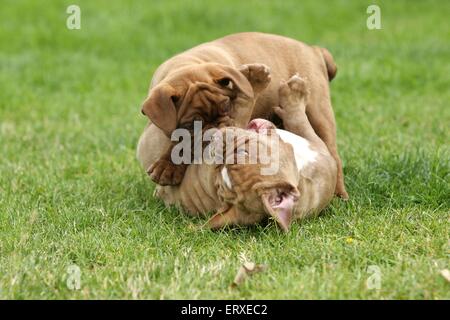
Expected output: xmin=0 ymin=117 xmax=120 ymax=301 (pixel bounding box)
xmin=247 ymin=119 xmax=274 ymax=133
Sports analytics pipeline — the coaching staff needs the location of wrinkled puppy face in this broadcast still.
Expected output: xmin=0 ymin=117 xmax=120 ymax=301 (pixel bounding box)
xmin=206 ymin=120 xmax=300 ymax=232
xmin=141 ymin=63 xmax=254 ymax=137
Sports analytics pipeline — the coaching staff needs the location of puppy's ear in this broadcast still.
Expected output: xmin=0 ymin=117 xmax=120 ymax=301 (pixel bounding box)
xmin=142 ymin=84 xmax=178 ymax=137
xmin=259 ymin=182 xmax=300 ymax=232
xmin=215 ymin=65 xmax=254 ymax=99
xmin=205 ymin=205 xmax=241 ymax=230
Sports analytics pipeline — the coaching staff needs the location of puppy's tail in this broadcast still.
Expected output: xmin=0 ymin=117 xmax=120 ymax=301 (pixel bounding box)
xmin=314 ymin=46 xmax=337 ymax=82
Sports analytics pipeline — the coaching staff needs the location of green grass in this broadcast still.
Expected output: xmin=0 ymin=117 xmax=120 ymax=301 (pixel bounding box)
xmin=0 ymin=0 xmax=449 ymax=299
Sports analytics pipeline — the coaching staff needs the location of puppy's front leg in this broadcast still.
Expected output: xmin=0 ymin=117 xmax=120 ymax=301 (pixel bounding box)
xmin=231 ymin=63 xmax=271 ymax=127
xmin=274 ymin=75 xmax=328 ymax=152
xmin=238 ymin=63 xmax=271 ymax=95
xmin=147 ymin=143 xmax=187 ymax=186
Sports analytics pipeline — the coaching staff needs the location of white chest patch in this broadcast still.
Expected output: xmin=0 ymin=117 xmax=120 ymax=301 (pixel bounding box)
xmin=276 ymin=129 xmax=317 ymax=170
xmin=221 ymin=166 xmax=232 ymax=189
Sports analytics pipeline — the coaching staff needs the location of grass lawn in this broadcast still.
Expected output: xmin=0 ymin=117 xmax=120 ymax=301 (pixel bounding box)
xmin=0 ymin=0 xmax=449 ymax=299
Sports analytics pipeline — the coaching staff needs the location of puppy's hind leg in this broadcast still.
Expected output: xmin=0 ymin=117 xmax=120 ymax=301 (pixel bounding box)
xmin=305 ymin=89 xmax=348 ymax=200
xmin=274 ymin=75 xmax=348 ymax=200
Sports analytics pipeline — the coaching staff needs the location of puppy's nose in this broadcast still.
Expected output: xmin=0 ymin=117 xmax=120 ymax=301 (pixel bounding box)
xmin=141 ymin=108 xmax=146 ymax=116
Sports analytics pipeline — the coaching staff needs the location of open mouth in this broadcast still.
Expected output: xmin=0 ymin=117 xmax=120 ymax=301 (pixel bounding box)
xmin=246 ymin=118 xmax=276 ymax=133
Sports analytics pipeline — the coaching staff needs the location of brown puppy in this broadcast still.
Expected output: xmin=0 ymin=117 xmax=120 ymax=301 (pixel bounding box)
xmin=150 ymin=75 xmax=336 ymax=231
xmin=138 ymin=32 xmax=347 ymax=198
xmin=206 ymin=75 xmax=337 ymax=231
xmin=141 ymin=62 xmax=271 ymax=186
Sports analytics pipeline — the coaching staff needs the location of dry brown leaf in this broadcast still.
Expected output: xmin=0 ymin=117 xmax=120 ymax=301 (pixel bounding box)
xmin=231 ymin=262 xmax=267 ymax=287
xmin=440 ymin=269 xmax=450 ymax=283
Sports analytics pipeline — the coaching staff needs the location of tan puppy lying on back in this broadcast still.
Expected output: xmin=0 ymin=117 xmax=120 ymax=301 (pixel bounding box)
xmin=138 ymin=32 xmax=347 ymax=199
xmin=143 ymin=76 xmax=336 ymax=231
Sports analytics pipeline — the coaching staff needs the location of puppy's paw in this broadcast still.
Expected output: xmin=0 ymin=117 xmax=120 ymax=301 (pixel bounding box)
xmin=335 ymin=182 xmax=349 ymax=200
xmin=239 ymin=63 xmax=271 ymax=94
xmin=147 ymin=160 xmax=186 ymax=186
xmin=335 ymin=189 xmax=349 ymax=200
xmin=216 ymin=115 xmax=234 ymax=128
xmin=276 ymin=74 xmax=309 ymax=118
